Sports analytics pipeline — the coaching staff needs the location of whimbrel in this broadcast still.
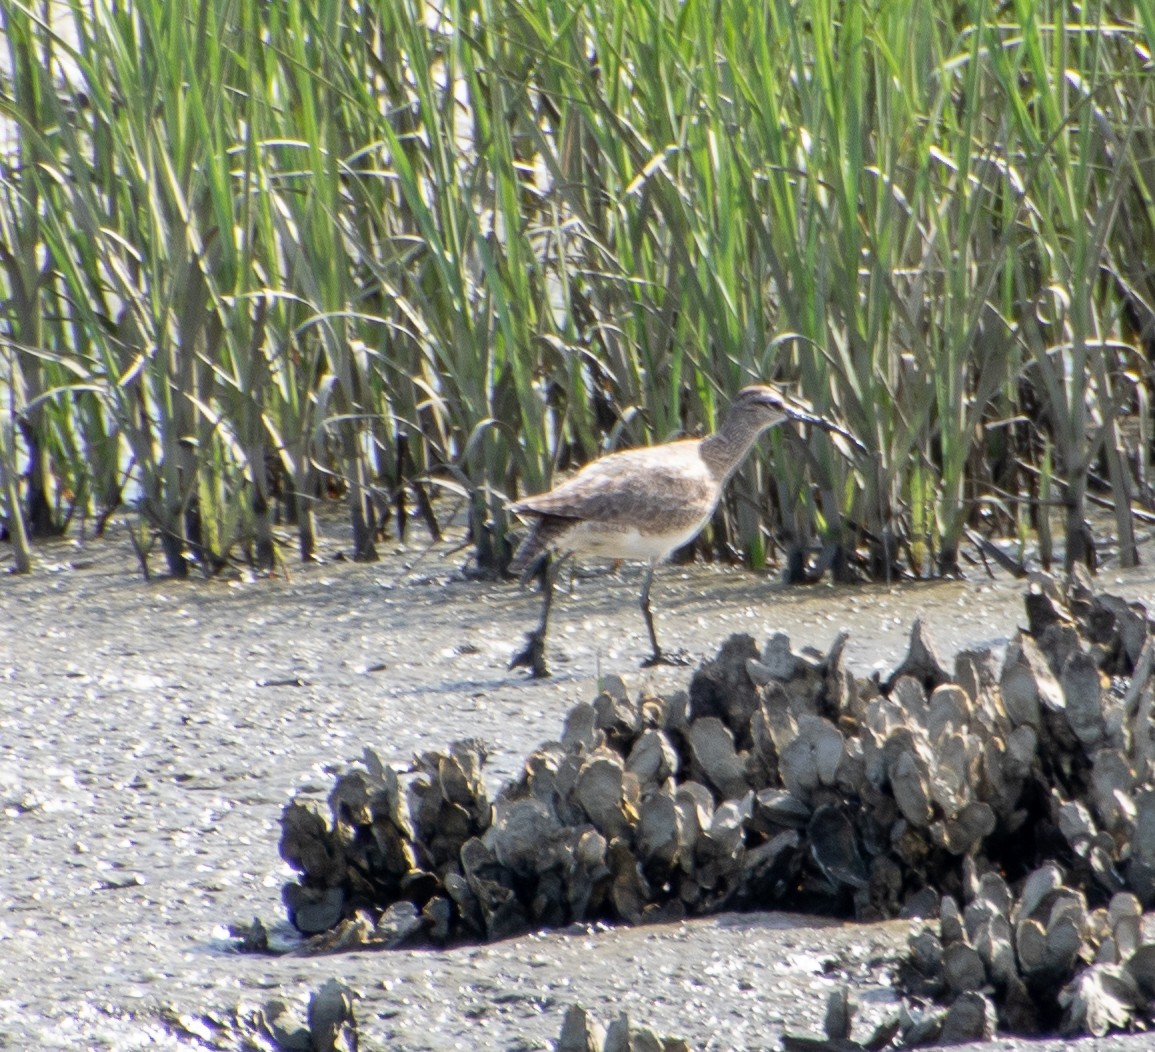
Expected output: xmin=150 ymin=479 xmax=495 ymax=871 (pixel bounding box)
xmin=508 ymin=384 xmax=858 ymax=676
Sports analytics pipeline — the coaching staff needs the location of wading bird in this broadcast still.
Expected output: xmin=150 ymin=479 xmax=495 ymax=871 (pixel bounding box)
xmin=508 ymin=384 xmax=859 ymax=676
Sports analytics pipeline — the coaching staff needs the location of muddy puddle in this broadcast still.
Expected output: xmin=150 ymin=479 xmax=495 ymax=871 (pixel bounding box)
xmin=4 ymin=521 xmax=1155 ymax=1050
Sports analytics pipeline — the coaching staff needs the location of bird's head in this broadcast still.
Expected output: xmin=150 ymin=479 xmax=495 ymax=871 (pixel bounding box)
xmin=732 ymin=384 xmax=865 ymax=452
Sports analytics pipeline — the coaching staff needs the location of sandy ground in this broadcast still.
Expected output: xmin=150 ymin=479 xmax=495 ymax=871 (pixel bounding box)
xmin=5 ymin=519 xmax=1155 ymax=1051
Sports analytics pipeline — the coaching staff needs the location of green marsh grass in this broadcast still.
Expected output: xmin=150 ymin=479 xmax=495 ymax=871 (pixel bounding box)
xmin=1 ymin=0 xmax=1154 ymax=580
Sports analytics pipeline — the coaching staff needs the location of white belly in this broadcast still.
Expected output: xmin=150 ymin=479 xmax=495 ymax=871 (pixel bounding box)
xmin=562 ymin=515 xmax=711 ymax=561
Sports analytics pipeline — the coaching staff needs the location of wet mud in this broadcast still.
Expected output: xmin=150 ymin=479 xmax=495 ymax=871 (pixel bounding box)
xmin=4 ymin=522 xmax=1155 ymax=1050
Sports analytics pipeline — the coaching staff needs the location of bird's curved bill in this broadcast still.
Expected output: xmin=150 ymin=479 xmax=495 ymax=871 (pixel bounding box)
xmin=781 ymin=399 xmax=868 ymax=455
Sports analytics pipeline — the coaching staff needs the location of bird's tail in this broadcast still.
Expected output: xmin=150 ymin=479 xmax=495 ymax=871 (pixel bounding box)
xmin=509 ymin=515 xmax=572 ymax=584
xmin=508 ymin=520 xmax=548 ymax=583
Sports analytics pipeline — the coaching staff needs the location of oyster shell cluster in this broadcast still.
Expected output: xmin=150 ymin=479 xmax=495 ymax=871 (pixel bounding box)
xmin=900 ymin=864 xmax=1155 ymax=1040
xmin=278 ymin=566 xmax=1155 ymax=1038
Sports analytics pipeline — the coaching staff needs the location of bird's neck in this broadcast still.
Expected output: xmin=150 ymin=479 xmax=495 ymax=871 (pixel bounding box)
xmin=699 ymin=416 xmax=770 ymax=483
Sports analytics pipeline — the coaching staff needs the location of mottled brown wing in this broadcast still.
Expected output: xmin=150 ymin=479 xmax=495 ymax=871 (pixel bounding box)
xmin=511 ymin=446 xmax=716 ymax=533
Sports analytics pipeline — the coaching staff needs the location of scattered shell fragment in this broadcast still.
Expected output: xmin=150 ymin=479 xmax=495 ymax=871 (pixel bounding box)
xmin=557 ymin=1006 xmax=688 ymax=1052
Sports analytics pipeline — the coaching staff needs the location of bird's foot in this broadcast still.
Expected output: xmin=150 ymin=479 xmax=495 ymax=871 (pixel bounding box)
xmin=641 ymin=647 xmax=692 ymax=668
xmin=510 ymin=630 xmax=551 ymax=678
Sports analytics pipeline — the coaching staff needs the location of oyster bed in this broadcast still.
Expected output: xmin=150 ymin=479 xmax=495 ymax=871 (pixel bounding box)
xmin=279 ymin=567 xmax=1155 ymax=1045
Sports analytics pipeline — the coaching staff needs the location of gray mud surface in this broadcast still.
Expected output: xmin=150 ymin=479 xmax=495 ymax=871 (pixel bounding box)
xmin=5 ymin=522 xmax=1155 ymax=1051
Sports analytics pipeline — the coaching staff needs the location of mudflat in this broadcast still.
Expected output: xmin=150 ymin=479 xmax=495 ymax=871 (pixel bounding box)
xmin=4 ymin=522 xmax=1155 ymax=1051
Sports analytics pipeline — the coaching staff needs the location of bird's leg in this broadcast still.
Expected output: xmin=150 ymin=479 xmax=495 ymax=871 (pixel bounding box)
xmin=510 ymin=553 xmax=565 ymax=677
xmin=638 ymin=562 xmax=691 ymax=667
xmin=638 ymin=562 xmax=661 ymax=662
